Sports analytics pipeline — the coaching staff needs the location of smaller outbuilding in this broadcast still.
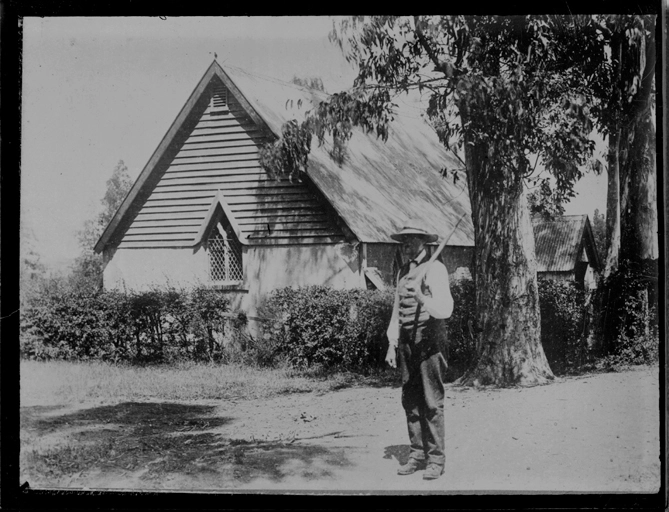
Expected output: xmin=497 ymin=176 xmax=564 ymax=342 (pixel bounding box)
xmin=532 ymin=214 xmax=602 ymax=290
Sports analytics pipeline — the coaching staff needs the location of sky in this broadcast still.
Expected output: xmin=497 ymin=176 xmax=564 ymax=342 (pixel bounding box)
xmin=21 ymin=16 xmax=608 ymax=272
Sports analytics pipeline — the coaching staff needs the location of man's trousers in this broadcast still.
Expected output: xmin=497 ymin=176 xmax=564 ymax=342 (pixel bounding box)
xmin=398 ymin=326 xmax=448 ymax=466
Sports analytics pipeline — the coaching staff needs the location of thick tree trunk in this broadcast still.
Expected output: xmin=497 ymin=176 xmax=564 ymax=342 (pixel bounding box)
xmin=603 ymin=129 xmax=621 ymax=279
xmin=621 ymin=100 xmax=658 ymax=262
xmin=629 ymin=120 xmax=658 ymax=262
xmin=618 ymin=106 xmax=657 ymax=341
xmin=458 ymin=128 xmax=554 ymax=387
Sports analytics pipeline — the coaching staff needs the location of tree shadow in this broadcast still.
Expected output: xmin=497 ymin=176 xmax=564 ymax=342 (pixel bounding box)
xmin=20 ymin=401 xmax=356 ymax=489
xmin=224 ymin=441 xmax=355 ymax=485
xmin=21 ymin=402 xmax=229 ymax=435
xmin=383 ymin=444 xmax=411 ymax=466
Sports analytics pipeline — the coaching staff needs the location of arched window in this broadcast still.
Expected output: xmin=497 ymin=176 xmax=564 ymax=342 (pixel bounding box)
xmin=207 ymin=221 xmax=243 ymax=283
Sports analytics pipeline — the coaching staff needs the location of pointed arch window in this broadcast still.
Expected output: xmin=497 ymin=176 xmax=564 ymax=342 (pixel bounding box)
xmin=207 ymin=221 xmax=243 ymax=283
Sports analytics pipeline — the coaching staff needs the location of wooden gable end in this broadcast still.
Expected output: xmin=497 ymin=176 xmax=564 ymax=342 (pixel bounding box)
xmin=118 ymin=77 xmax=345 ymax=249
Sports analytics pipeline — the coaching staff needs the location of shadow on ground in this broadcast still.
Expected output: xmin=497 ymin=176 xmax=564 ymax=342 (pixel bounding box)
xmin=20 ymin=402 xmax=355 ymax=489
xmin=383 ymin=445 xmax=411 ymax=466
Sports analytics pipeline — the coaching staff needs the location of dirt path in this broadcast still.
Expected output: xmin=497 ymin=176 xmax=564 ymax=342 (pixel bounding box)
xmin=20 ymin=367 xmax=660 ymax=493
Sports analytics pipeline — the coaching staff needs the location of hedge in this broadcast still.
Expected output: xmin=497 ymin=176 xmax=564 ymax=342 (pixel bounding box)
xmin=592 ymin=259 xmax=659 ymax=365
xmin=256 ymin=286 xmax=394 ymax=371
xmin=23 ymin=277 xmax=640 ymax=375
xmin=537 ymin=279 xmax=589 ymax=374
xmin=21 ymin=287 xmax=232 ymax=364
xmin=258 ymin=279 xmax=593 ymax=376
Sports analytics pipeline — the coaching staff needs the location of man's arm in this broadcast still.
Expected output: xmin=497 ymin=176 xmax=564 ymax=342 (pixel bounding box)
xmin=418 ymin=261 xmax=453 ymax=319
xmin=385 ymin=283 xmax=400 ymax=368
xmin=386 ymin=287 xmax=400 ymax=347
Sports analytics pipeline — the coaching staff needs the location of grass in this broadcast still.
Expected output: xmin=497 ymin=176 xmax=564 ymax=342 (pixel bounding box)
xmin=20 ymin=359 xmax=399 ymax=406
xmin=19 ymin=359 xmax=397 ymax=488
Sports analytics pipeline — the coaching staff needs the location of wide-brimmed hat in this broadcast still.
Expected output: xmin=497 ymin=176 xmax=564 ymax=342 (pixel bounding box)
xmin=390 ymin=219 xmax=438 ymax=243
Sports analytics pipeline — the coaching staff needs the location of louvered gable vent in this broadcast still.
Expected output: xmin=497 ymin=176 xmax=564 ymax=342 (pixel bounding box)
xmin=117 ymin=74 xmax=344 ymax=249
xmin=210 ymin=83 xmax=228 ymax=115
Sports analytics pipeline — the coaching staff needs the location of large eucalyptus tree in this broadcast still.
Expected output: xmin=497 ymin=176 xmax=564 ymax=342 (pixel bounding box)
xmin=262 ymin=16 xmax=598 ymax=386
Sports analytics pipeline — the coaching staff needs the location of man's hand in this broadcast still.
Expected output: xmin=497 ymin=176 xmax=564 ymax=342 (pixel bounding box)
xmin=385 ymin=344 xmax=397 ymax=368
xmin=404 ymin=281 xmax=427 ymax=305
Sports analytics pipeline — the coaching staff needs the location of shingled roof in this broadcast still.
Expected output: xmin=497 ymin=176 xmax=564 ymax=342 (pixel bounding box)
xmin=532 ymin=214 xmax=601 ymax=273
xmin=95 ymin=61 xmax=473 ymax=253
xmin=224 ymin=65 xmax=473 ymax=245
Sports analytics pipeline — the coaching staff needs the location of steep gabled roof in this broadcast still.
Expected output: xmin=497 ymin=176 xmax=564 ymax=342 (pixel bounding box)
xmin=95 ymin=62 xmax=345 ymax=251
xmin=532 ymin=214 xmax=601 ymax=273
xmin=95 ymin=62 xmax=267 ymax=252
xmin=96 ymin=61 xmax=473 ymax=253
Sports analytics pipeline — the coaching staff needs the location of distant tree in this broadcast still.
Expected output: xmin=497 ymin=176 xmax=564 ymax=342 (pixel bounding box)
xmin=20 ymin=222 xmax=47 ymax=307
xmin=570 ymin=15 xmax=658 ymax=276
xmin=71 ymin=160 xmax=132 ymax=290
xmin=21 ymin=223 xmax=45 ymax=279
xmin=527 ymin=187 xmax=567 ymax=220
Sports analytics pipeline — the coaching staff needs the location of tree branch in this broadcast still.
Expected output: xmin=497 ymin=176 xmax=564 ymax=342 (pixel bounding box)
xmin=413 ymin=16 xmax=454 ymax=78
xmin=358 ymin=77 xmax=449 ymax=92
xmin=522 ymin=154 xmax=541 ymax=178
xmin=445 ymin=144 xmax=467 ymax=169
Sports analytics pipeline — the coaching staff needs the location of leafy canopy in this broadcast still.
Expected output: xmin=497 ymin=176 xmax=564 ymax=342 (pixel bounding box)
xmin=261 ymin=16 xmax=597 ymax=215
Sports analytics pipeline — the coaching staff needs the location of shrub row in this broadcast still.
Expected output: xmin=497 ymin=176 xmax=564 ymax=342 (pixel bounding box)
xmin=21 ymin=287 xmax=235 ymax=364
xmin=257 ymin=279 xmax=602 ymax=376
xmin=444 ymin=278 xmax=478 ymax=375
xmin=22 ymin=276 xmax=653 ymax=374
xmin=537 ymin=279 xmax=590 ymax=374
xmin=257 ymin=286 xmax=394 ymax=371
xmin=593 ymin=259 xmax=659 ymax=365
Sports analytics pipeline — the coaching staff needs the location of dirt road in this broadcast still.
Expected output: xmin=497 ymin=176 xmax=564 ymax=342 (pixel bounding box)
xmin=20 ymin=366 xmax=660 ymax=493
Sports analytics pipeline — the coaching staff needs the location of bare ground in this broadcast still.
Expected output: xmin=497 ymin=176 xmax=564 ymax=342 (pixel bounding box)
xmin=20 ymin=366 xmax=660 ymax=493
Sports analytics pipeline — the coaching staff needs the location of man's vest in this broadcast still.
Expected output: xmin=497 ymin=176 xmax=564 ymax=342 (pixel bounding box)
xmin=397 ymin=254 xmax=448 ymax=345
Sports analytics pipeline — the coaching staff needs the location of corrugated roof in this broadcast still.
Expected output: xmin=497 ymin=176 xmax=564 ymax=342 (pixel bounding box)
xmin=223 ymin=65 xmax=473 ymax=246
xmin=532 ymin=214 xmax=589 ymax=273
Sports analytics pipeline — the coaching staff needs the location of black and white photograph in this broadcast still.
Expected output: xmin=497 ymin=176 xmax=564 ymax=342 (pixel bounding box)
xmin=17 ymin=13 xmax=663 ymax=498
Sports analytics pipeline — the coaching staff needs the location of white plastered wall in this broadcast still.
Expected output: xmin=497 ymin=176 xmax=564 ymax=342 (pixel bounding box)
xmin=103 ymin=242 xmax=363 ymax=315
xmin=103 ymin=246 xmax=210 ymax=292
xmin=241 ymin=242 xmax=362 ymax=313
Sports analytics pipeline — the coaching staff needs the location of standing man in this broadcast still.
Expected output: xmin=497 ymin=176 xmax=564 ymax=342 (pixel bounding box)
xmin=386 ymin=219 xmax=454 ymax=480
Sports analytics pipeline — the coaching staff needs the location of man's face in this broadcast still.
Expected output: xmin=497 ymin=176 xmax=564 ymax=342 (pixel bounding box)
xmin=401 ymin=235 xmax=427 ymax=261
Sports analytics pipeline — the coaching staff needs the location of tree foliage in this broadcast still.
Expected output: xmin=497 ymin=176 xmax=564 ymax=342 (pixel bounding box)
xmin=265 ymin=18 xmax=594 ymax=195
xmin=71 ymin=160 xmax=133 ymax=290
xmin=290 ymin=75 xmax=326 ymax=92
xmin=561 ymin=15 xmax=657 ymax=272
xmin=262 ymin=16 xmax=598 ymax=218
xmin=20 ymin=223 xmax=48 ymax=308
